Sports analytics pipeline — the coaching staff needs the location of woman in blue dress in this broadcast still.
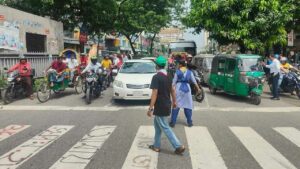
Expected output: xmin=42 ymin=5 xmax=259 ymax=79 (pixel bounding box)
xmin=170 ymin=60 xmax=200 ymax=127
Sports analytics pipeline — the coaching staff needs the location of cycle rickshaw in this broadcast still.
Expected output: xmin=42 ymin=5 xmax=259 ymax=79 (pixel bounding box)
xmin=37 ymin=49 xmax=83 ymax=103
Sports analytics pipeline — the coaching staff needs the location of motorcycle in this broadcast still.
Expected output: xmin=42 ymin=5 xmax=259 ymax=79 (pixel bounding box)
xmin=3 ymin=69 xmax=34 ymax=104
xmin=101 ymin=68 xmax=112 ymax=90
xmin=84 ymin=69 xmax=102 ymax=104
xmin=269 ymin=71 xmax=300 ymax=99
xmin=189 ymin=65 xmax=205 ymax=102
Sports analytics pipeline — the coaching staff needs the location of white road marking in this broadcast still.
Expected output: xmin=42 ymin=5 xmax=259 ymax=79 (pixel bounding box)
xmin=121 ymin=126 xmax=158 ymax=169
xmin=0 ymin=125 xmax=73 ymax=169
xmin=185 ymin=127 xmax=227 ymax=169
xmin=274 ymin=127 xmax=300 ymax=147
xmin=50 ymin=126 xmax=116 ymax=169
xmin=0 ymin=125 xmax=30 ymax=142
xmin=0 ymin=105 xmax=120 ymax=111
xmin=230 ymin=127 xmax=297 ymax=169
xmin=2 ymin=105 xmax=300 ymax=113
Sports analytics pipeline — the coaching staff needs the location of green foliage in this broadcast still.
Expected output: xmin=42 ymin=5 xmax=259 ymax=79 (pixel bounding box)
xmin=184 ymin=0 xmax=297 ymax=51
xmin=115 ymin=0 xmax=183 ymax=54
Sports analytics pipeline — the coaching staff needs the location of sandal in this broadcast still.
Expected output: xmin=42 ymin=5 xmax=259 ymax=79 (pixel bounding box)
xmin=149 ymin=145 xmax=160 ymax=152
xmin=175 ymin=145 xmax=185 ymax=155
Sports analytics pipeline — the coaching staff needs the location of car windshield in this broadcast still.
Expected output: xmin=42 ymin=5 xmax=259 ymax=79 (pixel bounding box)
xmin=239 ymin=58 xmax=263 ymax=72
xmin=119 ymin=62 xmax=156 ymax=74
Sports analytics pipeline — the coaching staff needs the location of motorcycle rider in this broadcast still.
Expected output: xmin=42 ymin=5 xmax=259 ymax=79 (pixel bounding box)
xmin=46 ymin=55 xmax=67 ymax=87
xmin=81 ymin=56 xmax=103 ymax=97
xmin=80 ymin=53 xmax=88 ymax=67
xmin=280 ymin=57 xmax=299 ymax=73
xmin=81 ymin=56 xmax=102 ymax=74
xmin=101 ymin=55 xmax=113 ymax=70
xmin=101 ymin=54 xmax=113 ymax=83
xmin=186 ymin=54 xmax=193 ymax=64
xmin=8 ymin=55 xmax=34 ymax=100
xmin=279 ymin=57 xmax=299 ymax=95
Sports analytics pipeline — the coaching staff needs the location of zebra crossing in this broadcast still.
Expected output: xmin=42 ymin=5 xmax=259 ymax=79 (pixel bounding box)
xmin=0 ymin=124 xmax=299 ymax=169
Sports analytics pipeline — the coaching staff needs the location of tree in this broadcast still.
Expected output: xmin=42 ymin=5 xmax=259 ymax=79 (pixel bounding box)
xmin=183 ymin=0 xmax=296 ymax=53
xmin=115 ymin=0 xmax=183 ymax=55
xmin=1 ymin=0 xmax=118 ymax=32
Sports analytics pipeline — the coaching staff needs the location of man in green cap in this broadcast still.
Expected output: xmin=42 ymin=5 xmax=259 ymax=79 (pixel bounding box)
xmin=147 ymin=55 xmax=185 ymax=155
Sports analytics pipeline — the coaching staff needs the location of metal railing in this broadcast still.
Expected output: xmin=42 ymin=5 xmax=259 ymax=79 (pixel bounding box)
xmin=0 ymin=54 xmax=57 ymax=77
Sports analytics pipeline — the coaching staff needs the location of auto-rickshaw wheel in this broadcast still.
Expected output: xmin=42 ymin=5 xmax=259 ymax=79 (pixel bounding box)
xmin=37 ymin=81 xmax=51 ymax=103
xmin=250 ymin=94 xmax=261 ymax=105
xmin=74 ymin=76 xmax=83 ymax=94
xmin=209 ymin=86 xmax=217 ymax=95
xmin=296 ymin=88 xmax=300 ymax=99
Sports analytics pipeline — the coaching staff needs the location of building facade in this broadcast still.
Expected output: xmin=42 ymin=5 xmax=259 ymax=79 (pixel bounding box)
xmin=158 ymin=28 xmax=183 ymax=45
xmin=0 ymin=5 xmax=64 ymax=55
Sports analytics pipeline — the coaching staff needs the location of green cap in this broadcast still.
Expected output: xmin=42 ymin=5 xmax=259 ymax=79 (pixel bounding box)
xmin=90 ymin=55 xmax=97 ymax=60
xmin=155 ymin=55 xmax=167 ymax=67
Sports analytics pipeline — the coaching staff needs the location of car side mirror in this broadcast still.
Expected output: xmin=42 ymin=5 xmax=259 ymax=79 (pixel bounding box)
xmin=112 ymin=69 xmax=118 ymax=76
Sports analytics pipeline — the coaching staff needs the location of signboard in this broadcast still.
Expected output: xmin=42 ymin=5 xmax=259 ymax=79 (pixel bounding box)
xmin=288 ymin=30 xmax=294 ymax=46
xmin=0 ymin=25 xmax=20 ymax=51
xmin=79 ymin=33 xmax=88 ymax=44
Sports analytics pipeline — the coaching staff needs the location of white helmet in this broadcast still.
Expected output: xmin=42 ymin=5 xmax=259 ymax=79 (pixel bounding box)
xmin=280 ymin=57 xmax=287 ymax=62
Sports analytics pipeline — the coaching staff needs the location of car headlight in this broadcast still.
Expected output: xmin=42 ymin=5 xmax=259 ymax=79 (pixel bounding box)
xmin=114 ymin=80 xmax=123 ymax=88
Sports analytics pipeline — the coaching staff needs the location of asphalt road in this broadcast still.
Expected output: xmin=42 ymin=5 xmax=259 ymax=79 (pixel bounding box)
xmin=0 ymin=86 xmax=299 ymax=169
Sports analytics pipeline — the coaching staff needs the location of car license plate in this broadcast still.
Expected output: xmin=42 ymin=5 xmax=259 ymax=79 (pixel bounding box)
xmin=133 ymin=91 xmax=143 ymax=96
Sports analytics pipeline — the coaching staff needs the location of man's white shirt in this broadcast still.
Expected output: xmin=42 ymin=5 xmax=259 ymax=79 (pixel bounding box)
xmin=266 ymin=59 xmax=280 ymax=75
xmin=67 ymin=59 xmax=79 ymax=69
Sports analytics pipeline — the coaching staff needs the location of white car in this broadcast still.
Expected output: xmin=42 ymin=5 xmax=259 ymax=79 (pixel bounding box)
xmin=141 ymin=57 xmax=156 ymax=62
xmin=113 ymin=59 xmax=156 ymax=100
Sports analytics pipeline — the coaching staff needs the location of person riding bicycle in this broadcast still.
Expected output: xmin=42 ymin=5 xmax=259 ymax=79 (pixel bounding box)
xmin=46 ymin=55 xmax=67 ymax=87
xmin=8 ymin=55 xmax=34 ymax=100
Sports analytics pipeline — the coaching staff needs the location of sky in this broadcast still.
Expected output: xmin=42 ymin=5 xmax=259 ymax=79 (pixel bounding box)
xmin=183 ymin=28 xmax=206 ymax=52
xmin=181 ymin=0 xmax=206 ymax=52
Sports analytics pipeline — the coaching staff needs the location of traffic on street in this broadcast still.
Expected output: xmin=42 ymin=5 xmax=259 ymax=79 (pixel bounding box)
xmin=1 ymin=0 xmax=300 ymax=169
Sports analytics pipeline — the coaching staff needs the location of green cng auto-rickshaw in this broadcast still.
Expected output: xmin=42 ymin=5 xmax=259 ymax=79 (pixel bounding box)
xmin=209 ymin=54 xmax=265 ymax=105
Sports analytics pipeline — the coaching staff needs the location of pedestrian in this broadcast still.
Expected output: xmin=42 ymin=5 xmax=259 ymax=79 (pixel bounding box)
xmin=169 ymin=60 xmax=200 ymax=127
xmin=147 ymin=55 xmax=185 ymax=155
xmin=262 ymin=54 xmax=281 ymax=100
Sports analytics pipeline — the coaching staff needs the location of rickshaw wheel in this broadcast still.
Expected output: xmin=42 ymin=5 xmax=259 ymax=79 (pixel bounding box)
xmin=37 ymin=81 xmax=51 ymax=103
xmin=74 ymin=76 xmax=83 ymax=94
xmin=250 ymin=94 xmax=261 ymax=105
xmin=209 ymin=86 xmax=217 ymax=95
xmin=53 ymin=89 xmax=61 ymax=94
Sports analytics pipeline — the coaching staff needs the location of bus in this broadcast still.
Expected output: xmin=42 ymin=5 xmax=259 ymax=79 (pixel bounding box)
xmin=169 ymin=40 xmax=197 ymax=56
